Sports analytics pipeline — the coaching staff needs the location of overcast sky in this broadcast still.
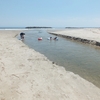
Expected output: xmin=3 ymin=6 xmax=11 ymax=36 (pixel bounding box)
xmin=0 ymin=0 xmax=100 ymax=27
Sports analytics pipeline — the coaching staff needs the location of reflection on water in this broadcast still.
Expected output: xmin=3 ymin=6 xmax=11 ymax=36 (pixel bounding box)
xmin=18 ymin=29 xmax=100 ymax=88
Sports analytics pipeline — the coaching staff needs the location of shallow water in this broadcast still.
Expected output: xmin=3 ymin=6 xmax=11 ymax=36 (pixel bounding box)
xmin=18 ymin=29 xmax=100 ymax=88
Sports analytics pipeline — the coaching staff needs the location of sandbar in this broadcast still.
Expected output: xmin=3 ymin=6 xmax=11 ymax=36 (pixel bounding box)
xmin=48 ymin=28 xmax=100 ymax=46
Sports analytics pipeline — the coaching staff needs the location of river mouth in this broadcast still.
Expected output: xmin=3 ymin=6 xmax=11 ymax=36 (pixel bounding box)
xmin=18 ymin=29 xmax=100 ymax=88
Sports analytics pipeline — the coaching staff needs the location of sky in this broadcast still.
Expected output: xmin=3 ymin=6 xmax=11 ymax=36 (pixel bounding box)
xmin=0 ymin=0 xmax=100 ymax=27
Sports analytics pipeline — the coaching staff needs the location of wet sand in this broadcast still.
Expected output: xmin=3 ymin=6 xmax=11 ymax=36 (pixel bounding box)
xmin=0 ymin=30 xmax=100 ymax=100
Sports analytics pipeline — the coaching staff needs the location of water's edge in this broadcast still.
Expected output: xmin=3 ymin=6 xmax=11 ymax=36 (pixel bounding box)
xmin=17 ymin=29 xmax=100 ymax=88
xmin=49 ymin=32 xmax=100 ymax=47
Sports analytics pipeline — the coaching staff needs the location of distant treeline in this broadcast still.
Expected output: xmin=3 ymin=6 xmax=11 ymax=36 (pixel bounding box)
xmin=26 ymin=26 xmax=52 ymax=29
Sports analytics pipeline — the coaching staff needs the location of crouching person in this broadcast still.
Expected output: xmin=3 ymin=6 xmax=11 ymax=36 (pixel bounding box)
xmin=20 ymin=32 xmax=25 ymax=40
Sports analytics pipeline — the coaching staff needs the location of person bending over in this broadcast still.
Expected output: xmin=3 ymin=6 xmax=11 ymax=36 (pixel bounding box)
xmin=20 ymin=32 xmax=25 ymax=40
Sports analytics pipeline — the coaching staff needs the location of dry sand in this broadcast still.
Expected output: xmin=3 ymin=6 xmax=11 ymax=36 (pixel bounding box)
xmin=48 ymin=28 xmax=100 ymax=42
xmin=0 ymin=30 xmax=100 ymax=100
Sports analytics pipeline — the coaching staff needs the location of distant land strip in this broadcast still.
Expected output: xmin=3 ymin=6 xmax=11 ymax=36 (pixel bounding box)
xmin=26 ymin=26 xmax=52 ymax=29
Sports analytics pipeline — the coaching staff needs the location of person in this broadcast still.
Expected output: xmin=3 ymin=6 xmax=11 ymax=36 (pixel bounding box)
xmin=50 ymin=37 xmax=52 ymax=40
xmin=47 ymin=37 xmax=52 ymax=40
xmin=20 ymin=32 xmax=25 ymax=40
xmin=54 ymin=37 xmax=58 ymax=41
xmin=54 ymin=37 xmax=57 ymax=40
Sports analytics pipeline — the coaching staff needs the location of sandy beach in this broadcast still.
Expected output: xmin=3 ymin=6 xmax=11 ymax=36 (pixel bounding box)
xmin=48 ymin=28 xmax=100 ymax=46
xmin=0 ymin=30 xmax=100 ymax=100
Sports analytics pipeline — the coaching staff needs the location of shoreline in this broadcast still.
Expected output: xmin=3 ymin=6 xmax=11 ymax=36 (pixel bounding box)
xmin=0 ymin=30 xmax=100 ymax=100
xmin=48 ymin=28 xmax=100 ymax=47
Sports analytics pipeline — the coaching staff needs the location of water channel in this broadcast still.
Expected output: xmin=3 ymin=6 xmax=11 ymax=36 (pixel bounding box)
xmin=18 ymin=29 xmax=100 ymax=88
